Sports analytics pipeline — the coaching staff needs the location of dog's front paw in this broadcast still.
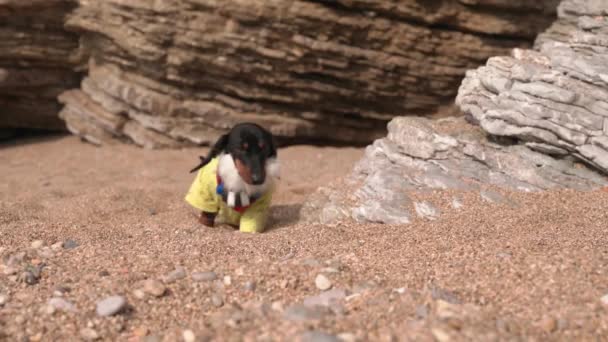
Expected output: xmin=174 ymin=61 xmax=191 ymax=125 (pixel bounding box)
xmin=198 ymin=211 xmax=216 ymax=227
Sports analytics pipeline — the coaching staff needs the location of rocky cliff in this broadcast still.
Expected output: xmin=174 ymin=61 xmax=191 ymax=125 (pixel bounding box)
xmin=0 ymin=0 xmax=81 ymax=131
xmin=58 ymin=0 xmax=559 ymax=147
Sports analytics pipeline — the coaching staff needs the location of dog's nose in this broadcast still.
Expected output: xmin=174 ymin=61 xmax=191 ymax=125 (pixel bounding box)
xmin=251 ymin=174 xmax=264 ymax=185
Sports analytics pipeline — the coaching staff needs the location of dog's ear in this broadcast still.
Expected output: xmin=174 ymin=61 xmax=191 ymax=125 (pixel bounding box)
xmin=189 ymin=133 xmax=229 ymax=173
xmin=265 ymin=129 xmax=277 ymax=158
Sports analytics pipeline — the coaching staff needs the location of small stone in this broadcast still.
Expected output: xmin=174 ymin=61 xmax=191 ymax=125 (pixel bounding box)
xmin=163 ymin=266 xmax=187 ymax=284
xmin=244 ymin=281 xmax=256 ymax=292
xmin=223 ymin=275 xmax=232 ymax=286
xmin=30 ymin=333 xmax=43 ymax=342
xmin=0 ymin=293 xmax=8 ymax=306
xmin=62 ymin=239 xmax=79 ymax=250
xmin=80 ymin=328 xmax=100 ymax=341
xmin=53 ymin=285 xmax=71 ymax=297
xmin=96 ymin=295 xmax=127 ymax=317
xmin=414 ymin=201 xmax=441 ymax=220
xmin=191 ymin=271 xmax=217 ymax=282
xmin=431 ymin=328 xmax=451 ymax=342
xmin=21 ymin=270 xmax=39 ymax=285
xmin=283 ymin=304 xmax=326 ymax=321
xmin=299 ymin=331 xmax=340 ymax=342
xmin=320 ymin=267 xmax=339 ymax=274
xmin=142 ymin=279 xmax=166 ymax=297
xmin=49 ymin=298 xmax=77 ymax=312
xmin=211 ymin=294 xmax=224 ymax=307
xmin=3 ymin=266 xmax=18 ymax=275
xmin=182 ymin=329 xmax=196 ymax=342
xmin=46 ymin=304 xmax=56 ymax=315
xmin=235 ymin=267 xmax=244 ymax=276
xmin=315 ymin=274 xmax=332 ymax=291
xmin=133 ymin=289 xmax=146 ymax=299
xmin=271 ymin=301 xmax=284 ymax=312
xmin=38 ymin=247 xmax=54 ymax=259
xmin=539 ymin=316 xmax=558 ymax=333
xmin=415 ymin=304 xmax=429 ymax=319
xmin=132 ymin=326 xmax=149 ymax=337
xmin=304 ymin=288 xmax=347 ymax=308
xmin=31 ymin=240 xmax=44 ymax=249
xmin=337 ymin=333 xmax=357 ymax=342
xmin=451 ymin=197 xmax=464 ymax=209
xmin=601 ymin=293 xmax=608 ymax=306
xmin=15 ymin=315 xmax=25 ymax=324
xmin=143 ymin=335 xmax=162 ymax=342
xmin=51 ymin=242 xmax=63 ymax=251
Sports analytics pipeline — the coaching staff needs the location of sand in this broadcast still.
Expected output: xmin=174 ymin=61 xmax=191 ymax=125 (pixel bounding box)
xmin=1 ymin=136 xmax=608 ymax=341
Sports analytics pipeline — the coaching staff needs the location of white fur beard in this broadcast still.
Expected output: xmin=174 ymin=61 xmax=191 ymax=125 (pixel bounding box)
xmin=217 ymin=153 xmax=280 ymax=199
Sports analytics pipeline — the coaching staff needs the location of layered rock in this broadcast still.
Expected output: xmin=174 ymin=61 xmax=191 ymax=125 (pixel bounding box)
xmin=303 ymin=0 xmax=608 ymax=225
xmin=302 ymin=116 xmax=607 ymax=224
xmin=0 ymin=0 xmax=81 ymax=131
xmin=457 ymin=0 xmax=608 ymax=173
xmin=59 ymin=0 xmax=558 ymax=147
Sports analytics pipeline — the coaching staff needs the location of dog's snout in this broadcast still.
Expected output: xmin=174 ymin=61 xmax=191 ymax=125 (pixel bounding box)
xmin=251 ymin=172 xmax=264 ymax=185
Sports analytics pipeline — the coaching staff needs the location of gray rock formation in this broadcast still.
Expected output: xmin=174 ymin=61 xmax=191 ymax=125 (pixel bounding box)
xmin=303 ymin=0 xmax=608 ymax=225
xmin=457 ymin=0 xmax=608 ymax=173
xmin=302 ymin=116 xmax=608 ymax=224
xmin=0 ymin=0 xmax=81 ymax=131
xmin=58 ymin=0 xmax=559 ymax=147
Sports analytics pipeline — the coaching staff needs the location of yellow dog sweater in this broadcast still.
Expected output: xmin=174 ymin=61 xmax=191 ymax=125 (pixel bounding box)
xmin=185 ymin=157 xmax=273 ymax=233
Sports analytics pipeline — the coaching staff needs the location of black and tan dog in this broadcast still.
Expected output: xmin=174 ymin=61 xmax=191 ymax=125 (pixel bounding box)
xmin=185 ymin=123 xmax=280 ymax=233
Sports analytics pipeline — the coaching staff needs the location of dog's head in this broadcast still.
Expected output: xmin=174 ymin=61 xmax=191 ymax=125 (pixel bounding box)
xmin=191 ymin=123 xmax=279 ymax=186
xmin=224 ymin=123 xmax=277 ymax=185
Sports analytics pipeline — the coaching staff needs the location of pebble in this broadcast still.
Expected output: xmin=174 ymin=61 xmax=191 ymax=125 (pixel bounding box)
xmin=223 ymin=275 xmax=232 ymax=286
xmin=182 ymin=329 xmax=196 ymax=342
xmin=539 ymin=316 xmax=558 ymax=333
xmin=337 ymin=333 xmax=357 ymax=342
xmin=132 ymin=326 xmax=149 ymax=337
xmin=283 ymin=304 xmax=325 ymax=321
xmin=163 ymin=266 xmax=187 ymax=284
xmin=315 ymin=274 xmax=332 ymax=291
xmin=191 ymin=271 xmax=217 ymax=282
xmin=0 ymin=293 xmax=8 ymax=306
xmin=96 ymin=296 xmax=127 ymax=317
xmin=49 ymin=297 xmax=77 ymax=312
xmin=304 ymin=288 xmax=347 ymax=308
xmin=431 ymin=328 xmax=451 ymax=342
xmin=51 ymin=242 xmax=63 ymax=251
xmin=21 ymin=270 xmax=39 ymax=285
xmin=271 ymin=301 xmax=284 ymax=312
xmin=414 ymin=201 xmax=441 ymax=220
xmin=30 ymin=333 xmax=42 ymax=342
xmin=142 ymin=279 xmax=166 ymax=297
xmin=143 ymin=335 xmax=162 ymax=342
xmin=3 ymin=266 xmax=18 ymax=276
xmin=601 ymin=293 xmax=608 ymax=306
xmin=299 ymin=331 xmax=341 ymax=342
xmin=38 ymin=247 xmax=54 ymax=259
xmin=62 ymin=239 xmax=79 ymax=250
xmin=31 ymin=240 xmax=44 ymax=249
xmin=15 ymin=315 xmax=25 ymax=324
xmin=243 ymin=281 xmax=256 ymax=292
xmin=211 ymin=293 xmax=224 ymax=308
xmin=133 ymin=289 xmax=146 ymax=300
xmin=80 ymin=328 xmax=100 ymax=341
